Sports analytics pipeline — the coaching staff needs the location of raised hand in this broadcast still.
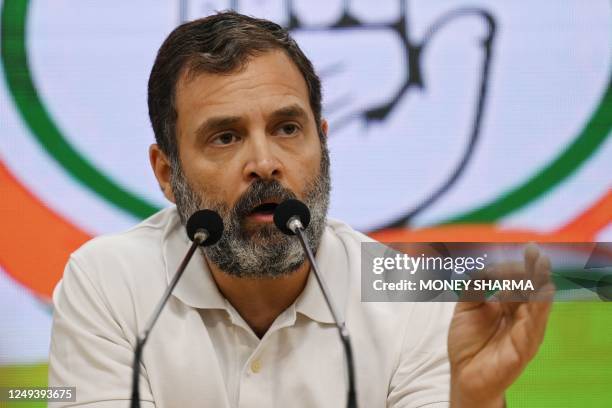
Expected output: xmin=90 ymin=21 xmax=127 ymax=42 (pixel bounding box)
xmin=448 ymin=244 xmax=555 ymax=407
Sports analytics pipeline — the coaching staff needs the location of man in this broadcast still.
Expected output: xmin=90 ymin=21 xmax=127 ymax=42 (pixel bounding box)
xmin=49 ymin=11 xmax=553 ymax=407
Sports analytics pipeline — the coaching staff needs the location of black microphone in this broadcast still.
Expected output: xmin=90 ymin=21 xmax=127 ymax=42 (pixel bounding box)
xmin=130 ymin=209 xmax=223 ymax=408
xmin=273 ymin=199 xmax=358 ymax=408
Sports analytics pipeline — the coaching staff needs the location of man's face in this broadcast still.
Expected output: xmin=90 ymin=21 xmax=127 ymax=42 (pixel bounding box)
xmin=168 ymin=50 xmax=330 ymax=277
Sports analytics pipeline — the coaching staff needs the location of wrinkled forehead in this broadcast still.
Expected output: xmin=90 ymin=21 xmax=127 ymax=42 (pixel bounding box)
xmin=174 ymin=50 xmax=314 ymax=124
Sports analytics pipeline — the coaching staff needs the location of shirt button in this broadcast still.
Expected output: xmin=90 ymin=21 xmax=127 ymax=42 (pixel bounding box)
xmin=250 ymin=359 xmax=262 ymax=374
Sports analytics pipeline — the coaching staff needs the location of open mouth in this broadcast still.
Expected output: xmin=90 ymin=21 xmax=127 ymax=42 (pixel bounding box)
xmin=249 ymin=201 xmax=279 ymax=216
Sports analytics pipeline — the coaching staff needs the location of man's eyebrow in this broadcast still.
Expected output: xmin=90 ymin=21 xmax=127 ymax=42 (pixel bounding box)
xmin=194 ymin=105 xmax=309 ymax=137
xmin=194 ymin=115 xmax=242 ymax=138
xmin=270 ymin=104 xmax=309 ymax=120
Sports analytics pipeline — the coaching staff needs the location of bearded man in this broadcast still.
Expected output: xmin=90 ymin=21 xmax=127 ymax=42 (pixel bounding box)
xmin=48 ymin=11 xmax=553 ymax=408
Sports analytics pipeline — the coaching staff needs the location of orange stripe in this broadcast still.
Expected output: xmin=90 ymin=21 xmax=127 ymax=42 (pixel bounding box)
xmin=0 ymin=159 xmax=607 ymax=299
xmin=370 ymin=224 xmax=592 ymax=243
xmin=0 ymin=160 xmax=91 ymax=300
xmin=557 ymin=188 xmax=612 ymax=238
xmin=369 ymin=225 xmax=610 ymax=264
xmin=372 ymin=190 xmax=612 ymax=243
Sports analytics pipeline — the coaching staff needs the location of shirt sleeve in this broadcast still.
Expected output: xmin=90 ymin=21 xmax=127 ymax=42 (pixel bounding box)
xmin=386 ymin=302 xmax=455 ymax=408
xmin=48 ymin=255 xmax=155 ymax=407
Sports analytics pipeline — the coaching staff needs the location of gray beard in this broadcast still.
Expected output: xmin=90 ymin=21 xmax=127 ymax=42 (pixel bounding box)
xmin=170 ymin=145 xmax=330 ymax=279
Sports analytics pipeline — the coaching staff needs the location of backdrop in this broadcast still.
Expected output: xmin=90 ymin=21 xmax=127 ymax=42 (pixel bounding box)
xmin=1 ymin=1 xmax=611 ymax=406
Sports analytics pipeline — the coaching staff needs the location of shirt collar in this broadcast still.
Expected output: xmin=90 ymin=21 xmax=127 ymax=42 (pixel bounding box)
xmin=162 ymin=208 xmax=227 ymax=310
xmin=294 ymin=225 xmax=350 ymax=324
xmin=161 ymin=207 xmax=350 ymax=325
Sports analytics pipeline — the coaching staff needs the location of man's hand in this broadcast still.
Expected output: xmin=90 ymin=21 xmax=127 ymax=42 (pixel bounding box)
xmin=448 ymin=244 xmax=555 ymax=407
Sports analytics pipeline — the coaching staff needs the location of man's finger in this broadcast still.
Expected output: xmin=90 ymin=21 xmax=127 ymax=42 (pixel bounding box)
xmin=529 ymin=255 xmax=555 ymax=304
xmin=533 ymin=253 xmax=552 ymax=288
xmin=458 ymin=264 xmax=494 ymax=303
xmin=524 ymin=242 xmax=540 ymax=282
xmin=490 ymin=260 xmax=530 ymax=303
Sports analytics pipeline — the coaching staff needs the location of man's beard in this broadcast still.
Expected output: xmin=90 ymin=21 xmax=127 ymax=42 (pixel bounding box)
xmin=170 ymin=146 xmax=330 ymax=279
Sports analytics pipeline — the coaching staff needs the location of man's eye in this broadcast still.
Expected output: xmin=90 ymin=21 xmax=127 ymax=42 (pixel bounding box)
xmin=277 ymin=123 xmax=299 ymax=137
xmin=211 ymin=132 xmax=240 ymax=145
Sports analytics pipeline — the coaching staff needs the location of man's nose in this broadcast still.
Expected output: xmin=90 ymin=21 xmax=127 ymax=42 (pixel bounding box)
xmin=242 ymin=133 xmax=282 ymax=181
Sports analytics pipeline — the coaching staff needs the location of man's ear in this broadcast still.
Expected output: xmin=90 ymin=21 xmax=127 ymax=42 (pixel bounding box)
xmin=320 ymin=119 xmax=329 ymax=138
xmin=149 ymin=144 xmax=176 ymax=203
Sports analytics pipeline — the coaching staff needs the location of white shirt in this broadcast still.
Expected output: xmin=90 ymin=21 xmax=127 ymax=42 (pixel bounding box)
xmin=49 ymin=207 xmax=454 ymax=407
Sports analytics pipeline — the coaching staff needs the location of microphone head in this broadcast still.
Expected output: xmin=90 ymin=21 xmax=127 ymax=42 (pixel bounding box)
xmin=273 ymin=199 xmax=311 ymax=235
xmin=186 ymin=209 xmax=224 ymax=246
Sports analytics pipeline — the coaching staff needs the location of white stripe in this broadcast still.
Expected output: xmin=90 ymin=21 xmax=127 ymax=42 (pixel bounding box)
xmin=0 ymin=76 xmax=139 ymax=235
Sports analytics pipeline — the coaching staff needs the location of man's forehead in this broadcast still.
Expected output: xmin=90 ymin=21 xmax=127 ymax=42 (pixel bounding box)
xmin=177 ymin=51 xmax=308 ymax=100
xmin=174 ymin=50 xmax=313 ymax=123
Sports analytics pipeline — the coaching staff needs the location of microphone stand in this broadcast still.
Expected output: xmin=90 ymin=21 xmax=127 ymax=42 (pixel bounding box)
xmin=130 ymin=230 xmax=207 ymax=408
xmin=288 ymin=218 xmax=358 ymax=408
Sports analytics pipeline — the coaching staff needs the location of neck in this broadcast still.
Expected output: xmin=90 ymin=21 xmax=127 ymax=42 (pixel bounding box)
xmin=207 ymin=259 xmax=310 ymax=338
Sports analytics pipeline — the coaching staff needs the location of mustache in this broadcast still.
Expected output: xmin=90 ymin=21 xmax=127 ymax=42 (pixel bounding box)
xmin=231 ymin=179 xmax=297 ymax=219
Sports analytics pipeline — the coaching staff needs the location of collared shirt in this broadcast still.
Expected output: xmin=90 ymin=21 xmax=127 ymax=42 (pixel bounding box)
xmin=49 ymin=207 xmax=454 ymax=407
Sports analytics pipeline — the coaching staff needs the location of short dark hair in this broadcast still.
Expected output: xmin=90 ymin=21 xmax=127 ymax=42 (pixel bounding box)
xmin=147 ymin=11 xmax=323 ymax=161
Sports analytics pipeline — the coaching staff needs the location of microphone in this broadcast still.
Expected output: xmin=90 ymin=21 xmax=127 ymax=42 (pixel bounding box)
xmin=273 ymin=199 xmax=358 ymax=408
xmin=131 ymin=209 xmax=223 ymax=408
